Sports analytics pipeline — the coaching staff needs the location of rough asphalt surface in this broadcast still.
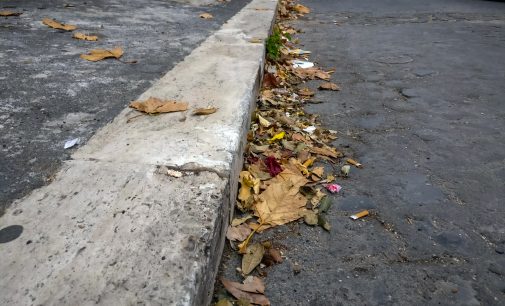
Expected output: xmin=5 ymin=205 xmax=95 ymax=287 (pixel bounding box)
xmin=0 ymin=0 xmax=250 ymax=215
xmin=217 ymin=0 xmax=505 ymax=305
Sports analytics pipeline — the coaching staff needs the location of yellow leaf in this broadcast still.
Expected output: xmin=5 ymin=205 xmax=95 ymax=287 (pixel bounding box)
xmin=294 ymin=4 xmax=311 ymax=14
xmin=257 ymin=114 xmax=271 ymax=127
xmin=42 ymin=18 xmax=76 ymax=31
xmin=302 ymin=157 xmax=316 ymax=168
xmin=80 ymin=47 xmax=124 ymax=62
xmin=238 ymin=171 xmax=260 ymax=202
xmin=72 ymin=32 xmax=98 ymax=41
xmin=253 ymin=168 xmax=308 ymax=228
xmin=129 ymin=97 xmax=188 ymax=114
xmin=319 ymin=82 xmax=341 ymax=91
xmin=346 ymin=158 xmax=363 ymax=168
xmin=192 ymin=107 xmax=217 ymax=116
xmin=268 ymin=131 xmax=285 ymax=143
xmin=199 ymin=12 xmax=213 ymax=19
xmin=0 ymin=10 xmax=22 ymax=17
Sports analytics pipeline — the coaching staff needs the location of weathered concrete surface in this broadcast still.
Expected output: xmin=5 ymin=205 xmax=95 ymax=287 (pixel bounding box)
xmin=0 ymin=0 xmax=277 ymax=304
xmin=0 ymin=0 xmax=251 ymax=215
xmin=216 ymin=0 xmax=505 ymax=305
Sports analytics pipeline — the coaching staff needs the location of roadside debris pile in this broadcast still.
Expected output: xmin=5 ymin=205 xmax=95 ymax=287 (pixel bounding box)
xmin=217 ymin=1 xmax=365 ymax=305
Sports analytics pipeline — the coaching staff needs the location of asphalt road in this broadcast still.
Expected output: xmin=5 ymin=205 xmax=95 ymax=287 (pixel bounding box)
xmin=0 ymin=0 xmax=252 ymax=215
xmin=217 ymin=0 xmax=505 ymax=305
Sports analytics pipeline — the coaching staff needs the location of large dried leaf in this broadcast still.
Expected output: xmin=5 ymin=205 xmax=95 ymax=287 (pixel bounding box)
xmin=310 ymin=146 xmax=342 ymax=158
xmin=293 ymin=67 xmax=331 ymax=80
xmin=221 ymin=277 xmax=270 ymax=306
xmin=73 ymin=32 xmax=98 ymax=41
xmin=42 ymin=18 xmax=76 ymax=31
xmin=129 ymin=97 xmax=188 ymax=114
xmin=253 ymin=168 xmax=308 ymax=228
xmin=80 ymin=47 xmax=123 ymax=62
xmin=0 ymin=10 xmax=22 ymax=17
xmin=242 ymin=243 xmax=265 ymax=274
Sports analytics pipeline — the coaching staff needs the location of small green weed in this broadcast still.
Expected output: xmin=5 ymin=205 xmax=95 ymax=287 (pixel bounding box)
xmin=266 ymin=26 xmax=282 ymax=61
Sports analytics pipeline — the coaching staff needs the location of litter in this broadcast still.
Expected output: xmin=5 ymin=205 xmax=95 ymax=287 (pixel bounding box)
xmin=350 ymin=210 xmax=369 ymax=220
xmin=288 ymin=48 xmax=311 ymax=55
xmin=292 ymin=60 xmax=314 ymax=69
xmin=64 ymin=138 xmax=80 ymax=149
xmin=341 ymin=165 xmax=351 ymax=176
xmin=325 ymin=183 xmax=341 ymax=193
xmin=303 ymin=126 xmax=316 ymax=134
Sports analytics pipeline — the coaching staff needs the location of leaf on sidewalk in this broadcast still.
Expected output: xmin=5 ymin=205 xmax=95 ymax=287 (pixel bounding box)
xmin=80 ymin=47 xmax=123 ymax=62
xmin=318 ymin=82 xmax=341 ymax=91
xmin=0 ymin=10 xmax=22 ymax=17
xmin=73 ymin=32 xmax=98 ymax=41
xmin=42 ymin=18 xmax=76 ymax=31
xmin=293 ymin=4 xmax=311 ymax=14
xmin=192 ymin=107 xmax=217 ymax=116
xmin=221 ymin=277 xmax=270 ymax=305
xmin=242 ymin=243 xmax=265 ymax=274
xmin=226 ymin=224 xmax=252 ymax=242
xmin=129 ymin=97 xmax=188 ymax=114
xmin=298 ymin=87 xmax=315 ymax=96
xmin=199 ymin=12 xmax=213 ymax=19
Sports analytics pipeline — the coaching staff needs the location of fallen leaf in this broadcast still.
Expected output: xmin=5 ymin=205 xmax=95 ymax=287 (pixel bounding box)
xmin=318 ymin=214 xmax=331 ymax=231
xmin=262 ymin=248 xmax=283 ymax=266
xmin=80 ymin=47 xmax=124 ymax=62
xmin=232 ymin=214 xmax=253 ymax=226
xmin=0 ymin=10 xmax=22 ymax=17
xmin=293 ymin=67 xmax=331 ymax=80
xmin=310 ymin=188 xmax=326 ymax=208
xmin=72 ymin=32 xmax=98 ymax=41
xmin=242 ymin=243 xmax=265 ymax=274
xmin=257 ymin=114 xmax=271 ymax=127
xmin=311 ymin=166 xmax=324 ymax=178
xmin=129 ymin=97 xmax=188 ymax=114
xmin=221 ymin=277 xmax=270 ymax=306
xmin=192 ymin=107 xmax=217 ymax=116
xmin=303 ymin=210 xmax=318 ymax=225
xmin=346 ymin=158 xmax=363 ymax=168
xmin=239 ymin=171 xmax=261 ymax=202
xmin=226 ymin=224 xmax=252 ymax=242
xmin=42 ymin=18 xmax=76 ymax=31
xmin=250 ymin=144 xmax=270 ymax=154
xmin=253 ymin=168 xmax=308 ymax=228
xmin=310 ymin=146 xmax=342 ymax=158
xmin=248 ymin=164 xmax=271 ymax=181
xmin=199 ymin=12 xmax=213 ymax=19
xmin=318 ymin=196 xmax=332 ymax=213
xmin=264 ymin=156 xmax=282 ymax=177
xmin=293 ymin=4 xmax=311 ymax=14
xmin=216 ymin=298 xmax=233 ymax=306
xmin=262 ymin=72 xmax=279 ymax=89
xmin=298 ymin=87 xmax=315 ymax=96
xmin=318 ymin=82 xmax=341 ymax=91
xmin=268 ymin=131 xmax=285 ymax=143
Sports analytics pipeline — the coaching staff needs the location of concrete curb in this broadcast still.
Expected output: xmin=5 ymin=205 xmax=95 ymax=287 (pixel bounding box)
xmin=0 ymin=0 xmax=277 ymax=305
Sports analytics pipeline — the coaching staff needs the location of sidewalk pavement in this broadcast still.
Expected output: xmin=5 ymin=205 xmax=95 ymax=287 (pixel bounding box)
xmin=0 ymin=0 xmax=277 ymax=304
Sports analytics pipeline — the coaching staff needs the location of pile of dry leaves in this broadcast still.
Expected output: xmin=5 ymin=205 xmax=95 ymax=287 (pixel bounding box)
xmin=217 ymin=1 xmax=363 ymax=305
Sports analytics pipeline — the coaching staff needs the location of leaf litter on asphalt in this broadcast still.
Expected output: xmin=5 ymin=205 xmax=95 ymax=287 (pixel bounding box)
xmin=129 ymin=97 xmax=189 ymax=114
xmin=218 ymin=1 xmax=366 ymax=304
xmin=42 ymin=18 xmax=77 ymax=31
xmin=73 ymin=32 xmax=98 ymax=41
xmin=0 ymin=10 xmax=22 ymax=17
xmin=80 ymin=46 xmax=123 ymax=62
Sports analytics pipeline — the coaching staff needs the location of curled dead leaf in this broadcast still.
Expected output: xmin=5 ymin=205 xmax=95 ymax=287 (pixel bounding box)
xmin=42 ymin=18 xmax=76 ymax=31
xmin=192 ymin=107 xmax=217 ymax=116
xmin=73 ymin=32 xmax=98 ymax=41
xmin=0 ymin=10 xmax=22 ymax=17
xmin=199 ymin=12 xmax=213 ymax=19
xmin=242 ymin=243 xmax=265 ymax=275
xmin=293 ymin=4 xmax=311 ymax=14
xmin=298 ymin=87 xmax=315 ymax=97
xmin=129 ymin=97 xmax=188 ymax=114
xmin=318 ymin=82 xmax=341 ymax=91
xmin=80 ymin=47 xmax=123 ymax=62
xmin=221 ymin=277 xmax=270 ymax=306
xmin=226 ymin=224 xmax=252 ymax=242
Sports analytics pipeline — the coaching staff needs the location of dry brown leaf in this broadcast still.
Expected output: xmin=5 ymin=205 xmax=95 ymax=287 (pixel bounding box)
xmin=249 ymin=37 xmax=263 ymax=43
xmin=226 ymin=224 xmax=252 ymax=242
xmin=262 ymin=248 xmax=283 ymax=266
xmin=232 ymin=214 xmax=253 ymax=226
xmin=318 ymin=82 xmax=341 ymax=91
xmin=253 ymin=168 xmax=308 ymax=228
xmin=311 ymin=166 xmax=324 ymax=178
xmin=310 ymin=188 xmax=326 ymax=208
xmin=73 ymin=32 xmax=98 ymax=41
xmin=221 ymin=277 xmax=270 ymax=306
xmin=199 ymin=12 xmax=213 ymax=19
xmin=346 ymin=158 xmax=363 ymax=168
xmin=80 ymin=47 xmax=123 ymax=62
xmin=242 ymin=243 xmax=265 ymax=274
xmin=192 ymin=107 xmax=217 ymax=116
xmin=257 ymin=114 xmax=271 ymax=127
xmin=42 ymin=18 xmax=76 ymax=31
xmin=310 ymin=146 xmax=342 ymax=158
xmin=129 ymin=97 xmax=188 ymax=114
xmin=239 ymin=171 xmax=261 ymax=202
xmin=298 ymin=87 xmax=315 ymax=97
xmin=293 ymin=4 xmax=311 ymax=14
xmin=293 ymin=67 xmax=331 ymax=81
xmin=0 ymin=10 xmax=22 ymax=17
